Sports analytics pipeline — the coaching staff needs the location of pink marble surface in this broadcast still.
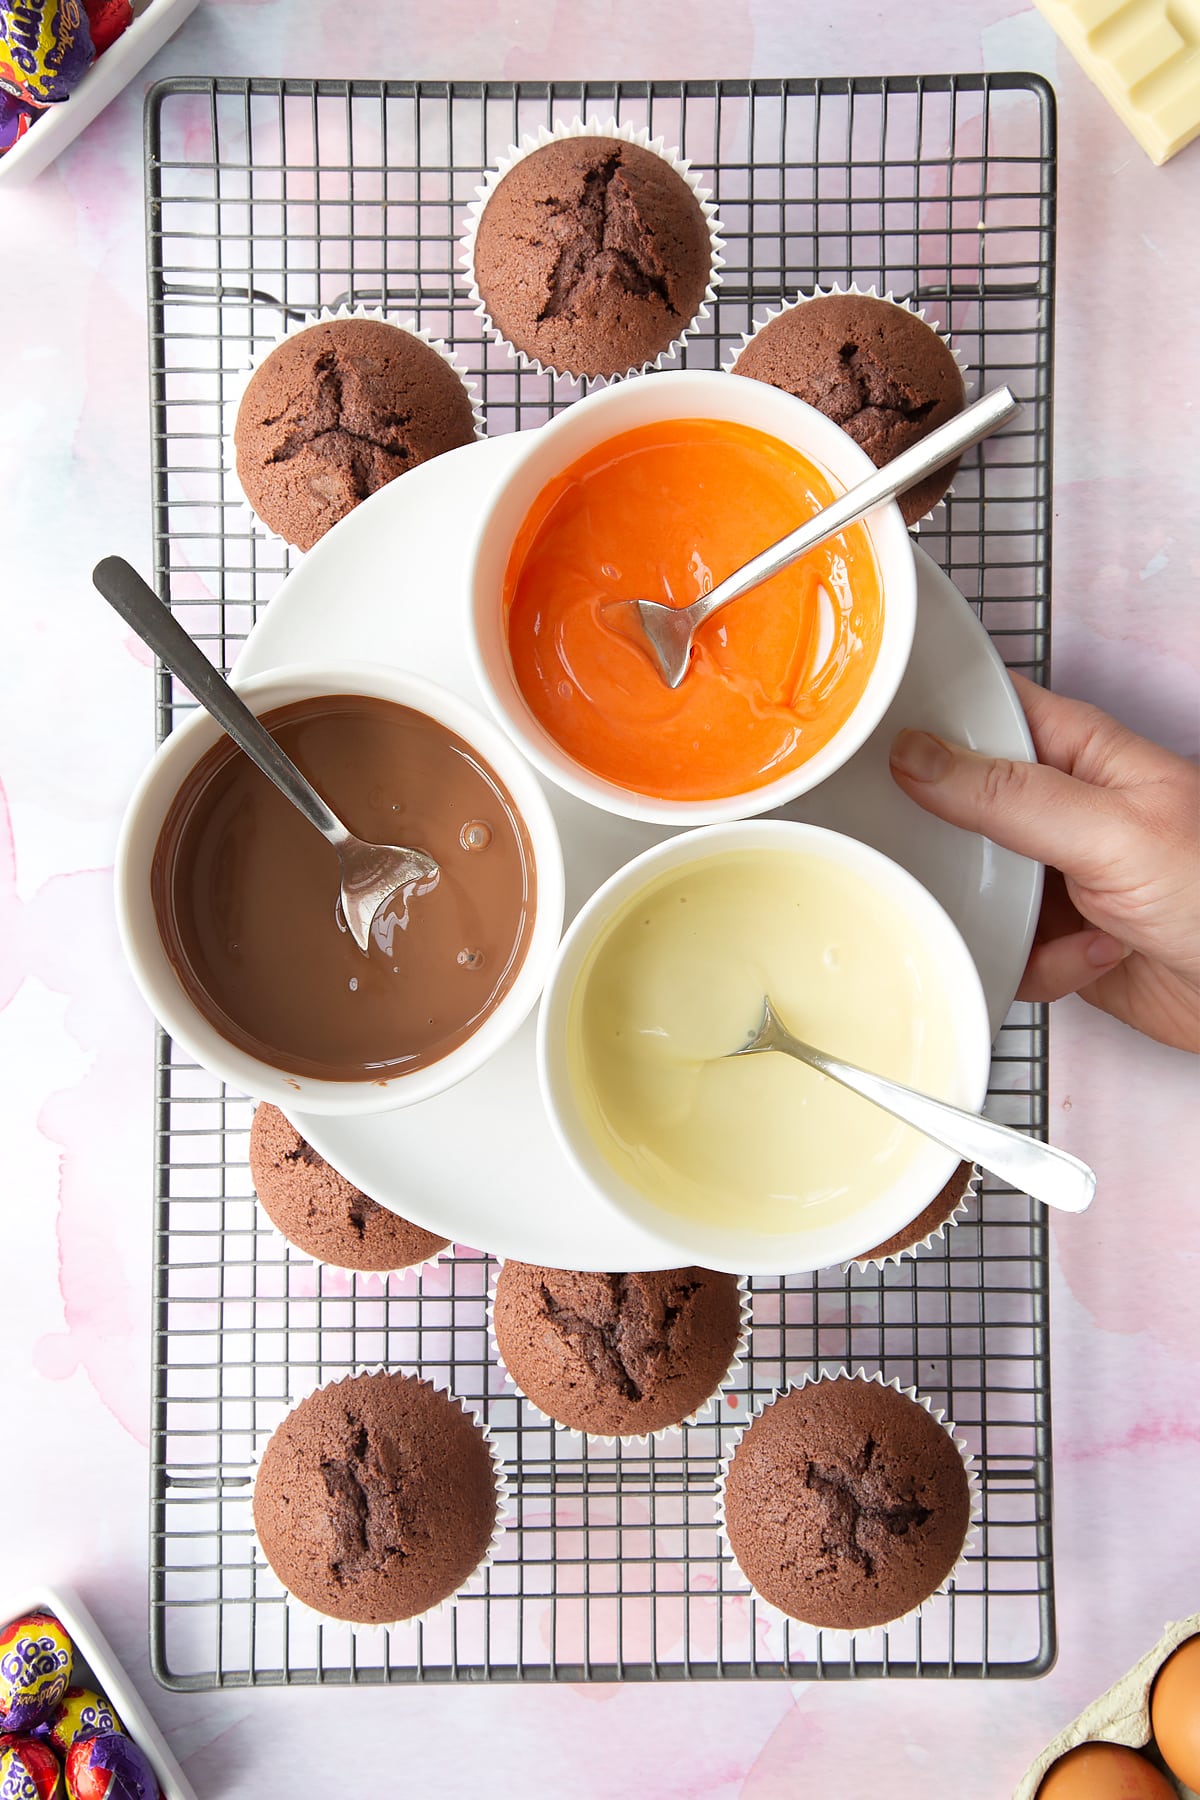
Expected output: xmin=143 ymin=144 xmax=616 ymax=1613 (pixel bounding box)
xmin=2 ymin=3 xmax=1198 ymax=1795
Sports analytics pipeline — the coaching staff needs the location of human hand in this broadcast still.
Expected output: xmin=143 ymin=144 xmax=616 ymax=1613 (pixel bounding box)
xmin=889 ymin=674 xmax=1200 ymax=1052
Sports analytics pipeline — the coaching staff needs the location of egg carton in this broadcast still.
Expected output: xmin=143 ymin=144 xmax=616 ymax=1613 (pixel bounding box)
xmin=1014 ymin=1612 xmax=1200 ymax=1800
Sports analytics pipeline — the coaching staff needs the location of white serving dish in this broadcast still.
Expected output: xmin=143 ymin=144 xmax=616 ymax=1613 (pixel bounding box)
xmin=537 ymin=820 xmax=992 ymax=1276
xmin=467 ymin=368 xmax=918 ymax=826
xmin=0 ymin=0 xmax=200 ymax=190
xmin=231 ymin=432 xmax=1042 ymax=1273
xmin=115 ymin=662 xmax=564 ymax=1117
xmin=0 ymin=1586 xmax=196 ymax=1799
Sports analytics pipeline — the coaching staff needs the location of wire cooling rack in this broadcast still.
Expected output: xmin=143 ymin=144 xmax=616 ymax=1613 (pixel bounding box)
xmin=145 ymin=76 xmax=1057 ymax=1687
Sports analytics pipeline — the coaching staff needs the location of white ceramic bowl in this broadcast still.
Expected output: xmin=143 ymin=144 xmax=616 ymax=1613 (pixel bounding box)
xmin=115 ymin=662 xmax=565 ymax=1117
xmin=537 ymin=820 xmax=992 ymax=1277
xmin=468 ymin=368 xmax=917 ymax=827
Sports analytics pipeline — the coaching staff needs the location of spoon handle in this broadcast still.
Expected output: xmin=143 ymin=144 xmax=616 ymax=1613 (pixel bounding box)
xmin=93 ymin=556 xmax=347 ymax=847
xmin=775 ymin=1035 xmax=1096 ymax=1215
xmin=701 ymin=385 xmax=1022 ymax=617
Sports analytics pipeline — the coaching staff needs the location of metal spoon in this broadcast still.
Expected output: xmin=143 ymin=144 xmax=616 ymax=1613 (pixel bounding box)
xmin=625 ymin=385 xmax=1022 ymax=688
xmin=94 ymin=556 xmax=439 ymax=955
xmin=731 ymin=997 xmax=1095 ymax=1215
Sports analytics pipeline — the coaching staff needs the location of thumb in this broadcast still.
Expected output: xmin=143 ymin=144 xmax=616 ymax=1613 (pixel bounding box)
xmin=889 ymin=729 xmax=1120 ymax=884
xmin=1017 ymin=927 xmax=1130 ymax=1004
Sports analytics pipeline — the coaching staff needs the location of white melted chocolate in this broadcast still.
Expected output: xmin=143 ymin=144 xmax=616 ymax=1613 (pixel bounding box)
xmin=569 ymin=848 xmax=962 ymax=1236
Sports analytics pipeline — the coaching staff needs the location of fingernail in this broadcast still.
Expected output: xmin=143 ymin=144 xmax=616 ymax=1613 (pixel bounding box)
xmin=890 ymin=729 xmax=954 ymax=782
xmin=1085 ymin=931 xmax=1127 ymax=968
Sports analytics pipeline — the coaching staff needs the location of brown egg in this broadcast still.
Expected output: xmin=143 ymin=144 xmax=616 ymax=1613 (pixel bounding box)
xmin=1151 ymin=1633 xmax=1200 ymax=1790
xmin=1037 ymin=1742 xmax=1177 ymax=1800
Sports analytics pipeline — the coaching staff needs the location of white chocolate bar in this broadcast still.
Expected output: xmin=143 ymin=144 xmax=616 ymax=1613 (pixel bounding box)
xmin=1034 ymin=0 xmax=1200 ymax=163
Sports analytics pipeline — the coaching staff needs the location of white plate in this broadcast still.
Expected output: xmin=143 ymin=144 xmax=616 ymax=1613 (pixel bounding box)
xmin=235 ymin=434 xmax=1041 ymax=1272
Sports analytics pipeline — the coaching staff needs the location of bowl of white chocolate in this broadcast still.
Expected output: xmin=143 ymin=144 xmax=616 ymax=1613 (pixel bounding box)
xmin=537 ymin=819 xmax=992 ymax=1277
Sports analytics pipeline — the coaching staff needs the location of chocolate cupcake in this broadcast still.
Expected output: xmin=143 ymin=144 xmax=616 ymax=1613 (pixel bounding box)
xmin=249 ymin=1104 xmax=449 ymax=1273
xmin=850 ymin=1162 xmax=978 ymax=1269
xmin=233 ymin=313 xmax=479 ymax=551
xmin=464 ymin=122 xmax=722 ymax=380
xmin=253 ymin=1371 xmax=502 ymax=1626
xmin=721 ymin=1374 xmax=975 ymax=1632
xmin=491 ymin=1263 xmax=745 ymax=1438
xmin=731 ymin=289 xmax=966 ymax=525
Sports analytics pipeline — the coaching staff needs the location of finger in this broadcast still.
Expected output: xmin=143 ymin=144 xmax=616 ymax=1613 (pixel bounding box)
xmin=1009 ymin=673 xmax=1165 ymax=787
xmin=889 ymin=729 xmax=1124 ymax=884
xmin=1031 ymin=868 xmax=1085 ymax=947
xmin=1078 ymin=956 xmax=1200 ymax=1055
xmin=1016 ymin=928 xmax=1129 ymax=1004
xmin=1007 ymin=673 xmax=1104 ymax=776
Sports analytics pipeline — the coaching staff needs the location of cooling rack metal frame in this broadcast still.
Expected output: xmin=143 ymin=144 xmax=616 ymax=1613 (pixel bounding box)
xmin=145 ymin=74 xmax=1058 ymax=1690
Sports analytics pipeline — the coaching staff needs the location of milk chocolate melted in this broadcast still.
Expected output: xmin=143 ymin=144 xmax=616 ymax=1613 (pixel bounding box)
xmin=151 ymin=695 xmax=537 ymax=1081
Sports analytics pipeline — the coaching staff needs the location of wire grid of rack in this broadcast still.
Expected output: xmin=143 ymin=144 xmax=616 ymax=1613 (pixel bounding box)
xmin=146 ymin=75 xmax=1057 ymax=1689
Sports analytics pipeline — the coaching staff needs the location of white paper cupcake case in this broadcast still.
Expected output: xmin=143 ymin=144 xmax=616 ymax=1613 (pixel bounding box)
xmin=715 ymin=1367 xmax=982 ymax=1645
xmin=222 ymin=304 xmax=486 ymax=555
xmin=721 ymin=282 xmax=971 ymax=531
xmin=846 ymin=1163 xmax=981 ymax=1274
xmin=248 ymin=1365 xmax=512 ymax=1638
xmin=459 ymin=116 xmax=726 ymax=387
xmin=487 ymin=1265 xmax=752 ymax=1446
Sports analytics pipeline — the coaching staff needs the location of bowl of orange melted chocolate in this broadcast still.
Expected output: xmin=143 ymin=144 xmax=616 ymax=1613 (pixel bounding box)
xmin=115 ymin=664 xmax=565 ymax=1114
xmin=469 ymin=369 xmax=917 ymax=824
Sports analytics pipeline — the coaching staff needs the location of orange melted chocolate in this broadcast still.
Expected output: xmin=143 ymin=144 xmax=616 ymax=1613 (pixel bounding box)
xmin=503 ymin=418 xmax=885 ymax=802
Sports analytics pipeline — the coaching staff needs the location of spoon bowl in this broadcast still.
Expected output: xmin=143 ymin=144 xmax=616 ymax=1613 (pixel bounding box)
xmin=335 ymin=838 xmax=440 ymax=955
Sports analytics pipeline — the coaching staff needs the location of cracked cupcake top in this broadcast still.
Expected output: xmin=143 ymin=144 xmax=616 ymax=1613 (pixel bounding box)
xmin=233 ymin=318 xmax=477 ymax=550
xmin=470 ymin=137 xmax=713 ymax=378
xmin=492 ymin=1263 xmax=742 ymax=1436
xmin=253 ymin=1372 xmax=497 ymax=1623
xmin=723 ymin=1377 xmax=971 ymax=1631
xmin=732 ymin=293 xmax=965 ymax=525
xmin=249 ymin=1103 xmax=449 ymax=1272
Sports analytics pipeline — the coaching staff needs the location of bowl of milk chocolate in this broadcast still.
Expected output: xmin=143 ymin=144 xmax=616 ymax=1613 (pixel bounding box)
xmin=115 ymin=663 xmax=565 ymax=1114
